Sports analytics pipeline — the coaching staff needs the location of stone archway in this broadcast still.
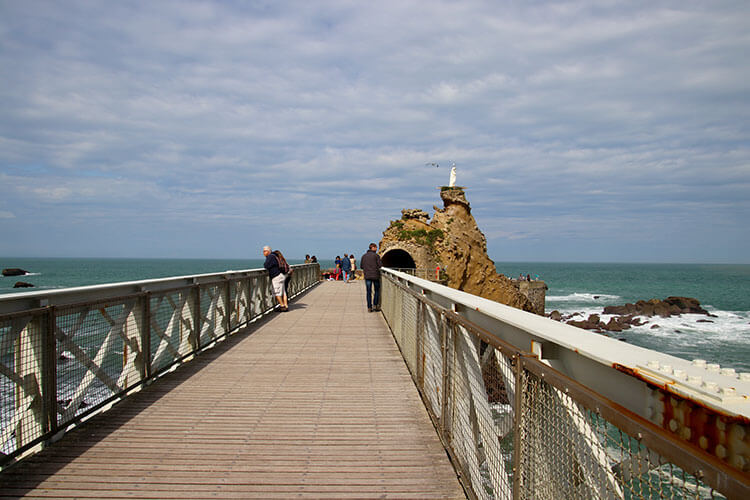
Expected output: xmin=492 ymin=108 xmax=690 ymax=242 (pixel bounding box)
xmin=381 ymin=248 xmax=416 ymax=269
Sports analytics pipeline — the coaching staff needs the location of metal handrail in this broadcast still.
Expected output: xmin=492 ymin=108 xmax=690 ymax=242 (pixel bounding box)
xmin=381 ymin=268 xmax=749 ymax=499
xmin=0 ymin=263 xmax=320 ymax=467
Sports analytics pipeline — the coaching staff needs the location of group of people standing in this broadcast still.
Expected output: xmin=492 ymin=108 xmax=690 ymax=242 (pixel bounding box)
xmin=327 ymin=246 xmax=383 ymax=312
xmin=264 ymin=243 xmax=384 ymax=314
xmin=333 ymin=254 xmax=357 ymax=282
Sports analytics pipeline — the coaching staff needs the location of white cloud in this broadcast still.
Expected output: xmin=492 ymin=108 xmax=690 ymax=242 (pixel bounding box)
xmin=0 ymin=1 xmax=748 ymax=261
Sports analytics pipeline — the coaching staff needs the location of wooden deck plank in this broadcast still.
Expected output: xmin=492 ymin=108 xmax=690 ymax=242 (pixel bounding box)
xmin=0 ymin=281 xmax=465 ymax=499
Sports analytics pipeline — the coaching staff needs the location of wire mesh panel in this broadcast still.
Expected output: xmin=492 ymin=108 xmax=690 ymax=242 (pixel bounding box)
xmin=149 ymin=289 xmax=197 ymax=374
xmin=517 ymin=367 xmax=729 ymax=500
xmin=0 ymin=310 xmax=50 ymax=456
xmin=55 ymin=298 xmax=142 ymax=425
xmin=400 ymin=292 xmax=419 ymax=375
xmin=198 ymin=283 xmax=227 ymax=347
xmin=448 ymin=323 xmax=514 ymax=500
xmin=228 ymin=279 xmax=241 ymax=330
xmin=422 ymin=304 xmax=444 ymax=419
xmin=251 ymin=275 xmax=270 ymax=317
xmin=382 ymin=278 xmax=403 ymax=350
xmin=287 ymin=268 xmax=300 ymax=297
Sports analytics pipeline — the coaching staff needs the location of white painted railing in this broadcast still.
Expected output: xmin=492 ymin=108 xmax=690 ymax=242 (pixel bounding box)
xmin=381 ymin=268 xmax=748 ymax=500
xmin=0 ymin=264 xmax=319 ymax=466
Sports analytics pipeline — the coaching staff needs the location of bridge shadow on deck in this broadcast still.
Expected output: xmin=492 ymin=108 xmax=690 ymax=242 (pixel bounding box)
xmin=0 ymin=281 xmax=464 ymax=499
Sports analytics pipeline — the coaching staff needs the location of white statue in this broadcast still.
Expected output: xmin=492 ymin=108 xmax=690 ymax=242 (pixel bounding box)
xmin=449 ymin=163 xmax=457 ymax=187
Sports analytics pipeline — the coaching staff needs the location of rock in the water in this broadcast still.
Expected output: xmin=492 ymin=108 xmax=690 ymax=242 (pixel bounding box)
xmin=13 ymin=281 xmax=34 ymax=288
xmin=3 ymin=268 xmax=28 ymax=277
xmin=567 ymin=314 xmax=604 ymax=331
xmin=603 ymin=296 xmax=709 ymax=318
xmin=548 ymin=310 xmax=562 ymax=322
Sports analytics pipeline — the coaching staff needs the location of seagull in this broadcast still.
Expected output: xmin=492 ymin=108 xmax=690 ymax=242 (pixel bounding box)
xmin=425 ymin=162 xmax=439 ymax=168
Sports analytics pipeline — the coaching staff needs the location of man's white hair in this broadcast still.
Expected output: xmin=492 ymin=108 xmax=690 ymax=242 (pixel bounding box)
xmin=263 ymin=245 xmax=271 ymax=252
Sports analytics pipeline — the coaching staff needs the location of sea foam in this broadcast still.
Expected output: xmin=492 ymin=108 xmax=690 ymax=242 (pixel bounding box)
xmin=547 ymin=292 xmax=621 ymax=303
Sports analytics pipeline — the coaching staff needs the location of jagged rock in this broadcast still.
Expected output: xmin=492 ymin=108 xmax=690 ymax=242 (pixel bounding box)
xmin=605 ymin=318 xmax=625 ymax=332
xmin=3 ymin=268 xmax=28 ymax=277
xmin=401 ymin=208 xmax=430 ymax=222
xmin=379 ymin=187 xmax=540 ymax=314
xmin=13 ymin=281 xmax=34 ymax=288
xmin=665 ymin=296 xmax=710 ymax=315
xmin=567 ymin=314 xmax=604 ymax=330
xmin=603 ymin=296 xmax=709 ymax=318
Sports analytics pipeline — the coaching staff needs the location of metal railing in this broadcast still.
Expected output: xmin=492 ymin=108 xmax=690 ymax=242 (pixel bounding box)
xmin=390 ymin=267 xmax=448 ymax=283
xmin=381 ymin=268 xmax=749 ymax=500
xmin=0 ymin=263 xmax=319 ymax=466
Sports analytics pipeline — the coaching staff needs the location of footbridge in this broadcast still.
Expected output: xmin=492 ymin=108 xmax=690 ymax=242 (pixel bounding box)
xmin=0 ymin=264 xmax=747 ymax=499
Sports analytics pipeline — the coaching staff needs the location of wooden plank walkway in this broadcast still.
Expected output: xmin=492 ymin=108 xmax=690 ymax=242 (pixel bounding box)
xmin=0 ymin=281 xmax=465 ymax=499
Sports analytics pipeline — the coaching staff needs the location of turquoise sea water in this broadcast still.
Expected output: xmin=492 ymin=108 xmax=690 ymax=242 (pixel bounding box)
xmin=2 ymin=258 xmax=749 ymax=371
xmin=497 ymin=262 xmax=750 ymax=372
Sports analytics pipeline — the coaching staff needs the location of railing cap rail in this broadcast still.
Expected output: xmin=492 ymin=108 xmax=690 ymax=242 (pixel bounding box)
xmin=0 ymin=264 xmax=317 ymax=314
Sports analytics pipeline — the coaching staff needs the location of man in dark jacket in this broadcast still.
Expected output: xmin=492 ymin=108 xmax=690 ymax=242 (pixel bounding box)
xmin=360 ymin=243 xmax=383 ymax=312
xmin=263 ymin=245 xmax=288 ymax=311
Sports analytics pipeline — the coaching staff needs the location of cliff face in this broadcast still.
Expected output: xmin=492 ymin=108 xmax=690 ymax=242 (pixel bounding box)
xmin=380 ymin=188 xmax=539 ymax=314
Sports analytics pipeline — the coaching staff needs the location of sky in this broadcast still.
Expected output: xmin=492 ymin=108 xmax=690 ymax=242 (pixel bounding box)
xmin=1 ymin=1 xmax=748 ymax=263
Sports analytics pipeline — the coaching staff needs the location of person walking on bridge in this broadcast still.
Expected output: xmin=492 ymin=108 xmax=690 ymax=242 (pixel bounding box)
xmin=341 ymin=253 xmax=352 ymax=282
xmin=360 ymin=243 xmax=383 ymax=312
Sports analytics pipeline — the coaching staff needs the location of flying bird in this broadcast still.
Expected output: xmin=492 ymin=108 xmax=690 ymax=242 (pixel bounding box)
xmin=425 ymin=162 xmax=439 ymax=168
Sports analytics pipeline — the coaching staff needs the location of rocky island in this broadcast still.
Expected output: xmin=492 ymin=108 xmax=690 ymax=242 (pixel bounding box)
xmin=2 ymin=268 xmax=29 ymax=277
xmin=378 ymin=187 xmax=546 ymax=315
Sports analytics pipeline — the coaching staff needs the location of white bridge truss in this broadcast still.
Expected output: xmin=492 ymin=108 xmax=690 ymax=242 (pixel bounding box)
xmin=0 ymin=264 xmax=319 ymax=464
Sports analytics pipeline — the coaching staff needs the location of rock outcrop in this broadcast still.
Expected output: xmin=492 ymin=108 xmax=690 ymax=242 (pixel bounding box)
xmin=603 ymin=296 xmax=710 ymax=317
xmin=380 ymin=187 xmax=540 ymax=314
xmin=548 ymin=296 xmax=710 ymax=333
xmin=13 ymin=281 xmax=34 ymax=288
xmin=2 ymin=268 xmax=28 ymax=277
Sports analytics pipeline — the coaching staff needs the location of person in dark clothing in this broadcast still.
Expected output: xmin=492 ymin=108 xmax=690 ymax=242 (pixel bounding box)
xmin=263 ymin=245 xmax=288 ymax=311
xmin=360 ymin=242 xmax=383 ymax=312
xmin=341 ymin=253 xmax=352 ymax=283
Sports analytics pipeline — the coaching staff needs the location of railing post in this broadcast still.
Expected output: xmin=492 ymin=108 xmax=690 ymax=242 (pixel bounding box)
xmin=191 ymin=284 xmax=201 ymax=353
xmin=15 ymin=312 xmax=47 ymax=448
xmin=43 ymin=306 xmax=57 ymax=436
xmin=223 ymin=279 xmax=231 ymax=334
xmin=142 ymin=292 xmax=152 ymax=380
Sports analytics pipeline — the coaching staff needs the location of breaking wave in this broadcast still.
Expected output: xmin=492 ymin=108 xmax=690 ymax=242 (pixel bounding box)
xmin=547 ymin=292 xmax=621 ymax=303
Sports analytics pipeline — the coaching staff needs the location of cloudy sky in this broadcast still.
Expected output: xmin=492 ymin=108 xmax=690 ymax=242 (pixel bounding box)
xmin=1 ymin=1 xmax=748 ymax=263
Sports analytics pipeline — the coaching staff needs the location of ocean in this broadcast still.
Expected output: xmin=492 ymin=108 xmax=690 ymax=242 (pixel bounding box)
xmin=2 ymin=258 xmax=749 ymax=372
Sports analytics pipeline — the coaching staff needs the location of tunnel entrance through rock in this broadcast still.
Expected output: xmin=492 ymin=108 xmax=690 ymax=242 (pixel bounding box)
xmin=382 ymin=249 xmax=416 ymax=269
